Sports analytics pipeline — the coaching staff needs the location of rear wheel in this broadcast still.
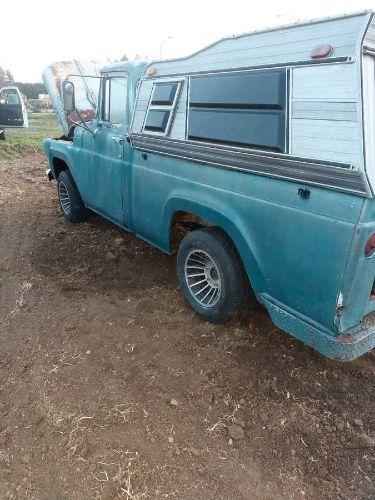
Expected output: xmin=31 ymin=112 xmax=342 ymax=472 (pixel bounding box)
xmin=177 ymin=227 xmax=249 ymax=323
xmin=57 ymin=170 xmax=88 ymax=223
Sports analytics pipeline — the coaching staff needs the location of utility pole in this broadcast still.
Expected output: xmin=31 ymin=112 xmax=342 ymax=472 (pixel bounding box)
xmin=159 ymin=36 xmax=173 ymax=60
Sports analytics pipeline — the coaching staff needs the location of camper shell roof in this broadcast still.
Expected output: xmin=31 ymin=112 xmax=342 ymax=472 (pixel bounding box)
xmin=101 ymin=10 xmax=374 ymax=77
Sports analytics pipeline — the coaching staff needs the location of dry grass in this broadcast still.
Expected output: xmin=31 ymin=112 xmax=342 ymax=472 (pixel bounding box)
xmin=0 ymin=113 xmax=61 ymax=158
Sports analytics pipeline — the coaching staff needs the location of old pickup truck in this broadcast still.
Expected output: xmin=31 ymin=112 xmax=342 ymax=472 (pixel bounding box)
xmin=43 ymin=11 xmax=375 ymax=361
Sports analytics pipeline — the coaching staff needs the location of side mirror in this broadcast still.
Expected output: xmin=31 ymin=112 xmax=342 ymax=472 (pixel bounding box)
xmin=62 ymin=81 xmax=75 ymax=112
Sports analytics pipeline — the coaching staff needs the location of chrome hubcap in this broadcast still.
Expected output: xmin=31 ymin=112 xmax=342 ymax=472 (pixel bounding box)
xmin=184 ymin=249 xmax=221 ymax=308
xmin=59 ymin=181 xmax=71 ymax=214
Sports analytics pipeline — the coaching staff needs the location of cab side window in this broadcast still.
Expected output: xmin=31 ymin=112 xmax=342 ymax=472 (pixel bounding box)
xmin=102 ymin=77 xmax=127 ymax=124
xmin=102 ymin=79 xmax=110 ymax=122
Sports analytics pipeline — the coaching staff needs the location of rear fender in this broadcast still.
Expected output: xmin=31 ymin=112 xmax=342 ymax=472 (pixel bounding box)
xmin=163 ymin=196 xmax=265 ymax=294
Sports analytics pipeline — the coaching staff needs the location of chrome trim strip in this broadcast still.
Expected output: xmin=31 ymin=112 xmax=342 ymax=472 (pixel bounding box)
xmin=145 ymin=57 xmax=352 ymax=80
xmin=130 ymin=133 xmax=370 ymax=197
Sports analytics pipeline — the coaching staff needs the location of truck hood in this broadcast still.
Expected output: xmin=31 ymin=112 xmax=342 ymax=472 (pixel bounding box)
xmin=42 ymin=60 xmax=103 ymax=136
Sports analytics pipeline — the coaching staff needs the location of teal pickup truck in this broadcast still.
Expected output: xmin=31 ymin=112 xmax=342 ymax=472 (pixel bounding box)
xmin=43 ymin=11 xmax=375 ymax=361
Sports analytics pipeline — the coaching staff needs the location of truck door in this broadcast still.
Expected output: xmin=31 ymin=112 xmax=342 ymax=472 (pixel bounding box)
xmin=0 ymin=86 xmax=28 ymax=128
xmin=86 ymin=76 xmax=128 ymax=225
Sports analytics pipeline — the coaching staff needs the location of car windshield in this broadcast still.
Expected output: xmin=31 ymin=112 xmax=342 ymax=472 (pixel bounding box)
xmin=0 ymin=90 xmax=20 ymax=105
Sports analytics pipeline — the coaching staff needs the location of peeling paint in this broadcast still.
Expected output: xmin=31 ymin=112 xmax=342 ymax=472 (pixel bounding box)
xmin=337 ymin=291 xmax=344 ymax=308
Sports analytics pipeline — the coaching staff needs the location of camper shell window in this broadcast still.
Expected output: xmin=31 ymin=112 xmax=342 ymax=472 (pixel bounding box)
xmin=143 ymin=81 xmax=181 ymax=135
xmin=187 ymin=69 xmax=287 ymax=152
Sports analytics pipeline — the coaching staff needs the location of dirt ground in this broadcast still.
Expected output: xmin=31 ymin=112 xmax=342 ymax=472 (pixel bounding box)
xmin=0 ymin=151 xmax=374 ymax=499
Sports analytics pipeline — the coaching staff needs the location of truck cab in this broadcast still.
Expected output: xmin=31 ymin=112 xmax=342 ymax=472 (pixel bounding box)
xmin=42 ymin=60 xmax=147 ymax=225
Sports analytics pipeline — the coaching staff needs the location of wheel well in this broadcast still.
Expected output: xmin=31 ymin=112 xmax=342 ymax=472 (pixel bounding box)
xmin=170 ymin=211 xmax=213 ymax=254
xmin=170 ymin=211 xmax=236 ymax=257
xmin=52 ymin=158 xmax=69 ymax=179
xmin=170 ymin=211 xmax=254 ymax=298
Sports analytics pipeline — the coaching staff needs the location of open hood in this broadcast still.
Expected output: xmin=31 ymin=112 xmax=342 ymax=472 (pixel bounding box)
xmin=42 ymin=60 xmax=103 ymax=136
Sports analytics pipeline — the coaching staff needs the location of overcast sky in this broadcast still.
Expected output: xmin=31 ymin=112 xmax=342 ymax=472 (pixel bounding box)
xmin=1 ymin=0 xmax=373 ymax=82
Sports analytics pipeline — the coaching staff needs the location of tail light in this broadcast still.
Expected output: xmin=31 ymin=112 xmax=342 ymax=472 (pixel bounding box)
xmin=364 ymin=234 xmax=375 ymax=258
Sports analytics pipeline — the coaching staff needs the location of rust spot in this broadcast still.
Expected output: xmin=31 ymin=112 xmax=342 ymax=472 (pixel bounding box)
xmin=336 ymin=304 xmax=345 ymax=314
xmin=44 ymin=60 xmax=102 ymax=132
xmin=337 ymin=332 xmax=355 ymax=344
xmin=67 ymin=109 xmax=96 ymax=129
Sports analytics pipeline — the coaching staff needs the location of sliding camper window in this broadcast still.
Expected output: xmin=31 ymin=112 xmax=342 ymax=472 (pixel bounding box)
xmin=102 ymin=77 xmax=128 ymax=124
xmin=143 ymin=82 xmax=180 ymax=134
xmin=187 ymin=69 xmax=287 ymax=152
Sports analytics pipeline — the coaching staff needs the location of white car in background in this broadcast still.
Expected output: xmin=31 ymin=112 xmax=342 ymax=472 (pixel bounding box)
xmin=0 ymin=86 xmax=28 ymax=139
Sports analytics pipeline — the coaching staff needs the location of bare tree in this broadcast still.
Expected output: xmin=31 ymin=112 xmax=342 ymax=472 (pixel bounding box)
xmin=5 ymin=70 xmax=14 ymax=83
xmin=0 ymin=66 xmax=14 ymax=86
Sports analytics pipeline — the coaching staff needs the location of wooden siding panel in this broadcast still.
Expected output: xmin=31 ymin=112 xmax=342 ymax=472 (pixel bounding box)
xmin=135 ymin=99 xmax=149 ymax=112
xmin=291 ymin=146 xmax=362 ymax=165
xmin=292 ymin=101 xmax=357 ymax=121
xmin=132 ymin=91 xmax=147 ymax=132
xmin=292 ymin=64 xmax=358 ymax=101
xmin=169 ymin=81 xmax=187 ymax=139
xmin=132 ymin=79 xmax=152 ymax=132
xmin=132 ymin=112 xmax=146 ymax=133
xmin=291 ymin=63 xmax=363 ymax=167
xmin=169 ymin=112 xmax=186 ymax=140
xmin=137 ymin=80 xmax=153 ymax=100
xmin=292 ymin=119 xmax=360 ymax=140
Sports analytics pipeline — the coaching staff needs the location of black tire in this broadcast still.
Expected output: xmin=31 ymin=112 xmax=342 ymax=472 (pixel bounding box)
xmin=57 ymin=170 xmax=88 ymax=223
xmin=177 ymin=227 xmax=250 ymax=323
xmin=0 ymin=129 xmax=5 ymax=140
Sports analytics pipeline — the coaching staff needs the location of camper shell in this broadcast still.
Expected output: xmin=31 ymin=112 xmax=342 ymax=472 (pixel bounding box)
xmin=43 ymin=11 xmax=375 ymax=360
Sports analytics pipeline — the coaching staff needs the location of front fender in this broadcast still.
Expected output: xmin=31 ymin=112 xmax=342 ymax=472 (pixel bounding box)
xmin=43 ymin=138 xmax=78 ymax=184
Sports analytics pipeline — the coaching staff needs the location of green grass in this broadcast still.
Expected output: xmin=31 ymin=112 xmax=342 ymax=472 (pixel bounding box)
xmin=0 ymin=113 xmax=61 ymax=159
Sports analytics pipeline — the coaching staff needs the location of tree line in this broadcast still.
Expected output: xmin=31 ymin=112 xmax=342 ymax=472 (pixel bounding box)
xmin=1 ymin=65 xmax=46 ymax=99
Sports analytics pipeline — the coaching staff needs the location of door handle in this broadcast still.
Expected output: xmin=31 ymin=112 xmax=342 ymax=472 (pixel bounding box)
xmin=112 ymin=136 xmax=124 ymax=144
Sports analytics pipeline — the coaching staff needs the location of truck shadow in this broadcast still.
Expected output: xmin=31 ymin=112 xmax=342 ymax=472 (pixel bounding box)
xmin=33 ymin=212 xmax=177 ymax=295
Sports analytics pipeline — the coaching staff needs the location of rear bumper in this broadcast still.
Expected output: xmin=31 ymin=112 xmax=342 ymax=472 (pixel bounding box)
xmin=262 ymin=294 xmax=375 ymax=361
xmin=335 ymin=320 xmax=375 ymax=361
